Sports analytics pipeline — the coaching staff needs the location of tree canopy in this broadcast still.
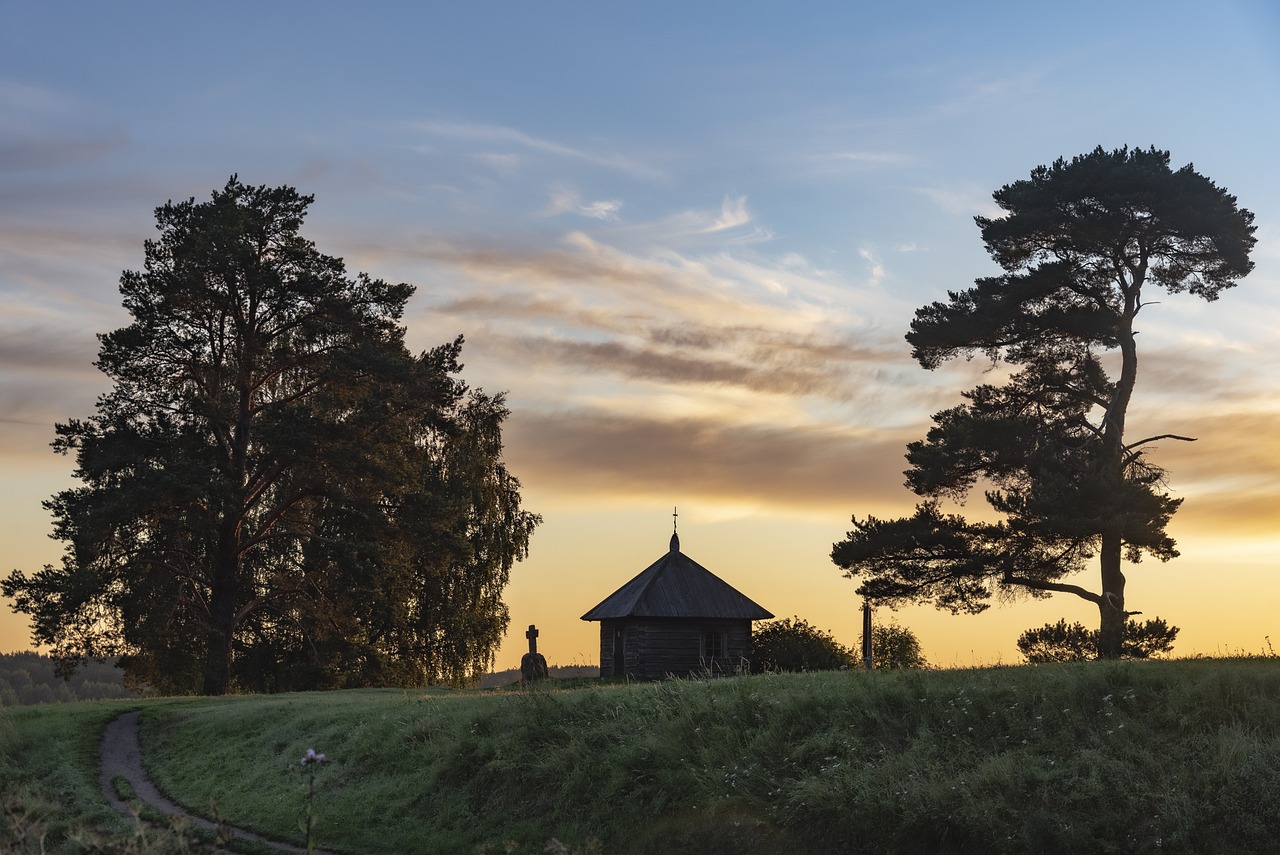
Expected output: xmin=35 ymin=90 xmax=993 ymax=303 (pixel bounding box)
xmin=3 ymin=177 xmax=540 ymax=694
xmin=832 ymin=147 xmax=1255 ymax=658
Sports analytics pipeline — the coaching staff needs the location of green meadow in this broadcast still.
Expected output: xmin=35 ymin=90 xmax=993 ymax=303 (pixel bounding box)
xmin=4 ymin=659 xmax=1280 ymax=854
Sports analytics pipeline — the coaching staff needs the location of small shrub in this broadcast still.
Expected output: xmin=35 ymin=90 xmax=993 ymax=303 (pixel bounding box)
xmin=868 ymin=622 xmax=928 ymax=670
xmin=751 ymin=618 xmax=854 ymax=673
xmin=1017 ymin=617 xmax=1180 ymax=663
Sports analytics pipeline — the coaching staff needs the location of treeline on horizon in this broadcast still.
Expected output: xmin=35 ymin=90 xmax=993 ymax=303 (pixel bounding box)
xmin=479 ymin=663 xmax=599 ymax=688
xmin=0 ymin=650 xmax=601 ymax=704
xmin=0 ymin=651 xmax=140 ymax=706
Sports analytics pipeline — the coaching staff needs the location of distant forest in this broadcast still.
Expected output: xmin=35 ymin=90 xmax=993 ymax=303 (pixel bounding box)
xmin=0 ymin=651 xmax=141 ymax=706
xmin=0 ymin=651 xmax=597 ymax=703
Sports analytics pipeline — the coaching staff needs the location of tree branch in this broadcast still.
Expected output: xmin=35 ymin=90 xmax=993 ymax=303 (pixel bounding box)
xmin=1002 ymin=572 xmax=1102 ymax=605
xmin=1125 ymin=434 xmax=1197 ymax=453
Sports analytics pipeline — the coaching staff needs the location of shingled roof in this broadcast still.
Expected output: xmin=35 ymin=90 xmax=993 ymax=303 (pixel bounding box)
xmin=581 ymin=531 xmax=774 ymax=621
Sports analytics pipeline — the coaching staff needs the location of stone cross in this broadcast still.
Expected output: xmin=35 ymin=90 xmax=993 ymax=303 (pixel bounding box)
xmin=521 ymin=624 xmax=548 ymax=682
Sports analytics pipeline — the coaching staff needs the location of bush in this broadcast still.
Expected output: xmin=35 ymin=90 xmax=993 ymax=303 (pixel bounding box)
xmin=1017 ymin=617 xmax=1180 ymax=663
xmin=868 ymin=622 xmax=928 ymax=670
xmin=751 ymin=618 xmax=854 ymax=673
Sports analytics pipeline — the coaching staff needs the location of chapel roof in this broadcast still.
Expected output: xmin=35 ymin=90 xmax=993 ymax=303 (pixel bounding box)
xmin=580 ymin=530 xmax=774 ymax=621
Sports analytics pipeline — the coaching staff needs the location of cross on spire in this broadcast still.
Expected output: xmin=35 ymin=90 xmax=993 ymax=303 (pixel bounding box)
xmin=673 ymin=506 xmax=678 ymax=533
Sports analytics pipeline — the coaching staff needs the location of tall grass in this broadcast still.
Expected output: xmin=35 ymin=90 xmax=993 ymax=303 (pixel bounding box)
xmin=132 ymin=660 xmax=1280 ymax=854
xmin=0 ymin=700 xmax=135 ymax=849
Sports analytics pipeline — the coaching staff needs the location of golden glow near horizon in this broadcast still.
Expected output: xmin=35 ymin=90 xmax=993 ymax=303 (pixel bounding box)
xmin=2 ymin=4 xmax=1279 ymax=672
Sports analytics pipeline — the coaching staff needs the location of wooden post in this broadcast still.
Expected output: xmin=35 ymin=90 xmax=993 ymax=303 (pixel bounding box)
xmin=860 ymin=599 xmax=870 ymax=670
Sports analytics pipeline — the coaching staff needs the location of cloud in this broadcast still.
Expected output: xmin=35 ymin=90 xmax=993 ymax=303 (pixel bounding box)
xmin=544 ymin=190 xmax=622 ymax=221
xmin=402 ymin=229 xmax=820 ymax=327
xmin=0 ymin=78 xmax=128 ymax=173
xmin=1114 ymin=408 xmax=1280 ymax=539
xmin=410 ymin=119 xmax=662 ymax=179
xmin=859 ymin=248 xmax=886 ymax=286
xmin=469 ymin=152 xmax=525 ymax=175
xmin=0 ymin=320 xmax=106 ymax=445
xmin=0 ymin=135 xmax=128 ymax=173
xmin=691 ymin=196 xmax=774 ymax=244
xmin=915 ymin=182 xmax=1002 ymax=219
xmin=0 ymin=324 xmax=98 ymax=375
xmin=709 ymin=195 xmax=750 ymax=232
xmin=810 ymin=150 xmax=914 ymax=172
xmin=401 ymin=229 xmax=914 ymax=404
xmin=0 ymin=224 xmax=136 ymax=266
xmin=504 ymin=408 xmax=915 ymax=512
xmin=472 ymin=329 xmax=887 ymax=401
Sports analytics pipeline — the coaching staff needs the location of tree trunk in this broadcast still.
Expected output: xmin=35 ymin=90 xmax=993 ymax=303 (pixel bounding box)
xmin=1095 ymin=284 xmax=1140 ymax=660
xmin=1096 ymin=530 xmax=1126 ymax=659
xmin=201 ymin=375 xmax=252 ymax=696
xmin=201 ymin=617 xmax=234 ymax=696
xmin=202 ymin=576 xmax=236 ymax=694
xmin=202 ymin=521 xmax=241 ymax=695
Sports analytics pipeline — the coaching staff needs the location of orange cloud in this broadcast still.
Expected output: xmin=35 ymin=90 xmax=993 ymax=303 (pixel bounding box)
xmin=504 ymin=408 xmax=916 ymax=512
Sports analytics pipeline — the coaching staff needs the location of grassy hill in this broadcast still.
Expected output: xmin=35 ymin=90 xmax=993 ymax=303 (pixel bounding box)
xmin=4 ymin=659 xmax=1280 ymax=854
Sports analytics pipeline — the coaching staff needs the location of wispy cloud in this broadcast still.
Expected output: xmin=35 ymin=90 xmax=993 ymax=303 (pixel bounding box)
xmin=544 ymin=190 xmax=623 ymax=221
xmin=808 ymin=150 xmax=914 ymax=174
xmin=915 ymin=182 xmax=1002 ymax=218
xmin=410 ymin=119 xmax=663 ymax=179
xmin=468 ymin=328 xmax=888 ymax=401
xmin=612 ymin=195 xmax=774 ymax=246
xmin=709 ymin=195 xmax=751 ymax=232
xmin=859 ymin=248 xmax=886 ymax=287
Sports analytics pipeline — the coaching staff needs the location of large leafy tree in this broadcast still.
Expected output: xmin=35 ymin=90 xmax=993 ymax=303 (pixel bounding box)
xmin=832 ymin=147 xmax=1254 ymax=658
xmin=3 ymin=177 xmax=539 ymax=694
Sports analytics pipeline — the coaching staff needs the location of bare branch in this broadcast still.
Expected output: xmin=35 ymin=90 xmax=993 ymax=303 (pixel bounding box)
xmin=1003 ymin=572 xmax=1102 ymax=605
xmin=1125 ymin=434 xmax=1197 ymax=452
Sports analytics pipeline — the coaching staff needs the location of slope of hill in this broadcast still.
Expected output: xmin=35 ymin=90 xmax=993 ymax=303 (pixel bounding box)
xmin=4 ymin=659 xmax=1280 ymax=854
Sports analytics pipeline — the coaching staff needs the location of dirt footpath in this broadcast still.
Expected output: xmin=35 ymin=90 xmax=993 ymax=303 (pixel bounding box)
xmin=99 ymin=710 xmax=334 ymax=854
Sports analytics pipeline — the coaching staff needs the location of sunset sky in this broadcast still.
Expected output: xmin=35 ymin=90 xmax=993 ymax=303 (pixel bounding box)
xmin=3 ymin=2 xmax=1279 ymax=673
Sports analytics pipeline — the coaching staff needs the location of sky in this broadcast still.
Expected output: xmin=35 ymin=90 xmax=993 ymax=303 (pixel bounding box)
xmin=2 ymin=1 xmax=1279 ymax=674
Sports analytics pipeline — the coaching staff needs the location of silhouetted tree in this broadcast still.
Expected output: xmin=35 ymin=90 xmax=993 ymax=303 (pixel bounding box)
xmin=867 ymin=622 xmax=928 ymax=670
xmin=3 ymin=178 xmax=539 ymax=694
xmin=751 ymin=617 xmax=854 ymax=673
xmin=1017 ymin=617 xmax=1179 ymax=663
xmin=833 ymin=147 xmax=1254 ymax=658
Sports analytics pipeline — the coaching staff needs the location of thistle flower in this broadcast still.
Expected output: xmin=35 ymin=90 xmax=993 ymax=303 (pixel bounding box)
xmin=301 ymin=748 xmax=328 ymax=766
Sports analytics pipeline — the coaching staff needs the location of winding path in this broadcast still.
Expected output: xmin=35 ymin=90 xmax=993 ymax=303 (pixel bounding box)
xmin=99 ymin=710 xmax=336 ymax=854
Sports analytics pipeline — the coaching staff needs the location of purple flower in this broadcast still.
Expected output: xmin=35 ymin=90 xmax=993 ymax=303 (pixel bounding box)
xmin=300 ymin=747 xmax=328 ymax=766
